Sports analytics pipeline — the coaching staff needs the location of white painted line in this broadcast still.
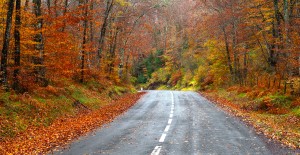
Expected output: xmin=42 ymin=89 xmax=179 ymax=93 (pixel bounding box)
xmin=150 ymin=92 xmax=175 ymax=155
xmin=151 ymin=146 xmax=162 ymax=155
xmin=164 ymin=125 xmax=170 ymax=132
xmin=159 ymin=133 xmax=167 ymax=142
xmin=168 ymin=119 xmax=172 ymax=124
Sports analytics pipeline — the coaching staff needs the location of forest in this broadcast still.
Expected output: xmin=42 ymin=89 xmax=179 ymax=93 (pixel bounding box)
xmin=0 ymin=0 xmax=300 ymax=153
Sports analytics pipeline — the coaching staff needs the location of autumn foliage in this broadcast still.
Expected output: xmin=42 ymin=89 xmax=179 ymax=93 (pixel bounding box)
xmin=1 ymin=0 xmax=300 ymax=152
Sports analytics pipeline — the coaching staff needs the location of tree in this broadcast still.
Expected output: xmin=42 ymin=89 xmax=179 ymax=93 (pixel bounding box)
xmin=12 ymin=0 xmax=21 ymax=92
xmin=97 ymin=0 xmax=114 ymax=67
xmin=79 ymin=0 xmax=89 ymax=83
xmin=33 ymin=0 xmax=47 ymax=86
xmin=0 ymin=0 xmax=14 ymax=91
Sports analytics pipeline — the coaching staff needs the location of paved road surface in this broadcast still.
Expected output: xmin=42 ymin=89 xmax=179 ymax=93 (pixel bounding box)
xmin=52 ymin=91 xmax=299 ymax=155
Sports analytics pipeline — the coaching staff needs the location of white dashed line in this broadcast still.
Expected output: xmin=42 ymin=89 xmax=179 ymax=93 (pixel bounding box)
xmin=168 ymin=119 xmax=172 ymax=124
xmin=150 ymin=92 xmax=175 ymax=155
xmin=159 ymin=133 xmax=167 ymax=142
xmin=164 ymin=125 xmax=170 ymax=132
xmin=151 ymin=146 xmax=162 ymax=155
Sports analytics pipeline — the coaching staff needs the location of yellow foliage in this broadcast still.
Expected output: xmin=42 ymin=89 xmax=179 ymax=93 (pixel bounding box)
xmin=115 ymin=0 xmax=131 ymax=6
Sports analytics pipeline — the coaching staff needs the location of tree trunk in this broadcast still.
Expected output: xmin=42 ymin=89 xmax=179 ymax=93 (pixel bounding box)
xmin=80 ymin=0 xmax=89 ymax=83
xmin=97 ymin=0 xmax=114 ymax=67
xmin=0 ymin=0 xmax=14 ymax=91
xmin=243 ymin=51 xmax=247 ymax=86
xmin=13 ymin=0 xmax=21 ymax=92
xmin=89 ymin=0 xmax=94 ymax=42
xmin=107 ymin=27 xmax=119 ymax=75
xmin=232 ymin=21 xmax=239 ymax=83
xmin=284 ymin=0 xmax=291 ymax=76
xmin=25 ymin=0 xmax=29 ymax=11
xmin=61 ymin=0 xmax=69 ymax=32
xmin=269 ymin=0 xmax=282 ymax=69
xmin=46 ymin=0 xmax=51 ymax=14
xmin=33 ymin=0 xmax=48 ymax=87
xmin=87 ymin=0 xmax=94 ymax=68
xmin=54 ymin=0 xmax=58 ymax=17
xmin=222 ymin=26 xmax=234 ymax=80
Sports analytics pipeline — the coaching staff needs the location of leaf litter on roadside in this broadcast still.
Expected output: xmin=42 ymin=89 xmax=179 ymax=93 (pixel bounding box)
xmin=0 ymin=92 xmax=145 ymax=154
xmin=200 ymin=92 xmax=300 ymax=149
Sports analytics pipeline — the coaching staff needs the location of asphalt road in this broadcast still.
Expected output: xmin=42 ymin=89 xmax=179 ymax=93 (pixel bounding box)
xmin=52 ymin=91 xmax=299 ymax=155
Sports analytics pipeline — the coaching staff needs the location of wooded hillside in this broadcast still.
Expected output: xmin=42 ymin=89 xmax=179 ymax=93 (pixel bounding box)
xmin=0 ymin=0 xmax=300 ymax=151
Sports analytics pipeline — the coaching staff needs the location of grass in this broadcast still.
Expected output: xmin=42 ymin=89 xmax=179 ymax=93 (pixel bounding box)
xmin=269 ymin=94 xmax=292 ymax=108
xmin=237 ymin=93 xmax=246 ymax=98
xmin=293 ymin=107 xmax=300 ymax=117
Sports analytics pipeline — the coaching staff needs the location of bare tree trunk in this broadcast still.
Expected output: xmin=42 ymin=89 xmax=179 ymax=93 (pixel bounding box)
xmin=80 ymin=0 xmax=89 ymax=83
xmin=13 ymin=0 xmax=21 ymax=92
xmin=243 ymin=51 xmax=247 ymax=86
xmin=284 ymin=0 xmax=291 ymax=76
xmin=222 ymin=26 xmax=234 ymax=80
xmin=89 ymin=0 xmax=94 ymax=42
xmin=61 ymin=0 xmax=69 ymax=32
xmin=97 ymin=0 xmax=114 ymax=67
xmin=108 ymin=27 xmax=119 ymax=75
xmin=54 ymin=0 xmax=58 ymax=17
xmin=87 ymin=0 xmax=94 ymax=68
xmin=0 ymin=0 xmax=15 ymax=91
xmin=46 ymin=0 xmax=51 ymax=14
xmin=232 ymin=21 xmax=239 ymax=83
xmin=33 ymin=0 xmax=48 ymax=87
xmin=25 ymin=0 xmax=29 ymax=11
xmin=269 ymin=0 xmax=282 ymax=70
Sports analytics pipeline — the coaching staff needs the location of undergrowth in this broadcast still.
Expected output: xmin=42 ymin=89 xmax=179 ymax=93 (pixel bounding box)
xmin=202 ymin=86 xmax=300 ymax=148
xmin=0 ymin=80 xmax=134 ymax=140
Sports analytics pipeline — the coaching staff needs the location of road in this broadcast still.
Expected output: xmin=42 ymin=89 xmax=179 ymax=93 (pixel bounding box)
xmin=53 ymin=91 xmax=298 ymax=155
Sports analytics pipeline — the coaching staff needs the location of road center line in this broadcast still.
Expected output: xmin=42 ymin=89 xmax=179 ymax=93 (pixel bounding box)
xmin=150 ymin=92 xmax=174 ymax=155
xmin=168 ymin=119 xmax=172 ymax=124
xmin=159 ymin=133 xmax=167 ymax=142
xmin=164 ymin=125 xmax=170 ymax=132
xmin=151 ymin=146 xmax=162 ymax=155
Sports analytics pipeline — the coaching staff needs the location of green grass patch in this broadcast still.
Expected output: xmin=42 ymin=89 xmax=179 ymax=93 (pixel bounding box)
xmin=157 ymin=85 xmax=168 ymax=90
xmin=113 ymin=86 xmax=127 ymax=95
xmin=293 ymin=107 xmax=300 ymax=117
xmin=69 ymin=85 xmax=104 ymax=109
xmin=238 ymin=93 xmax=247 ymax=98
xmin=269 ymin=94 xmax=292 ymax=108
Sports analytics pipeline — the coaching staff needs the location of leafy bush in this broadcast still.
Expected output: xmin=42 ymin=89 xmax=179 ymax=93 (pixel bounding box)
xmin=293 ymin=107 xmax=300 ymax=117
xmin=269 ymin=94 xmax=292 ymax=108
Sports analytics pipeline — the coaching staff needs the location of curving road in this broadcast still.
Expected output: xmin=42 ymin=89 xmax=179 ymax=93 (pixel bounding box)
xmin=52 ymin=91 xmax=298 ymax=155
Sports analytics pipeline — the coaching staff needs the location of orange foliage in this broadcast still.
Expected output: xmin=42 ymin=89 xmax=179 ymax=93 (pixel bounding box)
xmin=169 ymin=70 xmax=182 ymax=86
